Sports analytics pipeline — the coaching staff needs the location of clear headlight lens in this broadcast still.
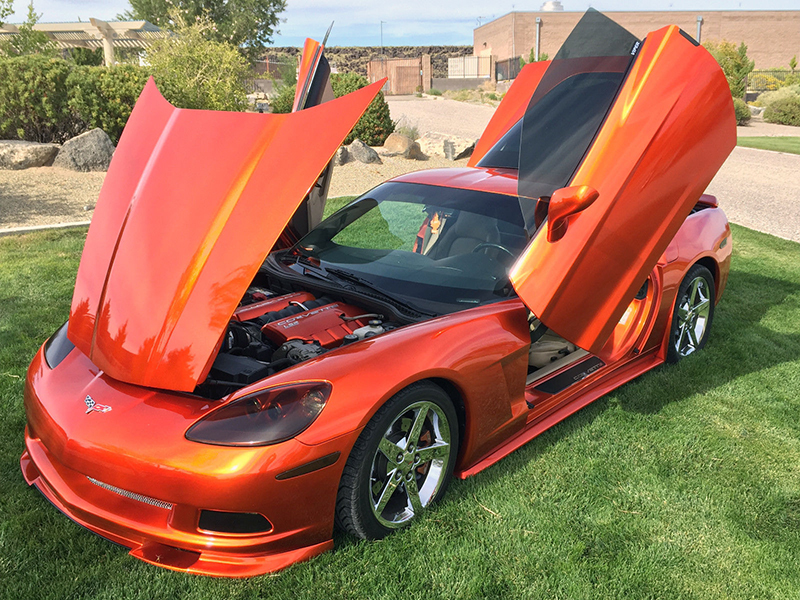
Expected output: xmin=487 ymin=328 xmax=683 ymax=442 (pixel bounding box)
xmin=185 ymin=381 xmax=332 ymax=446
xmin=44 ymin=321 xmax=75 ymax=369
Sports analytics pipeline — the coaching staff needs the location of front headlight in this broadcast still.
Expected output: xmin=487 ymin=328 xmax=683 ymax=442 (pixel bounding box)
xmin=185 ymin=381 xmax=332 ymax=446
xmin=44 ymin=321 xmax=75 ymax=369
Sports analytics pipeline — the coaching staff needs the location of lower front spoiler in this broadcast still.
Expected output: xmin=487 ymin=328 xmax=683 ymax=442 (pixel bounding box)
xmin=20 ymin=439 xmax=334 ymax=577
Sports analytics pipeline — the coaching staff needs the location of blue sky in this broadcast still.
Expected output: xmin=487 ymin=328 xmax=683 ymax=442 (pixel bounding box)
xmin=3 ymin=0 xmax=798 ymax=46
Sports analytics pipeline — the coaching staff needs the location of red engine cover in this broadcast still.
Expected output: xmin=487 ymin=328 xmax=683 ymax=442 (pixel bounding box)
xmin=261 ymin=302 xmax=369 ymax=348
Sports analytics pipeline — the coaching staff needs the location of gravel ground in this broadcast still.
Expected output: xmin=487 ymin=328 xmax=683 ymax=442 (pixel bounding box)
xmin=1 ymin=101 xmax=798 ymax=239
xmin=387 ymin=95 xmax=495 ymax=140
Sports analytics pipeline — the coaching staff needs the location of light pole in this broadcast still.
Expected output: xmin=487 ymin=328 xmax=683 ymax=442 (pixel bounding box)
xmin=380 ymin=21 xmax=386 ymax=56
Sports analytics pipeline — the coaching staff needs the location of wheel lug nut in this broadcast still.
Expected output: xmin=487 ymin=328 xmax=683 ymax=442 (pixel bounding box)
xmin=415 ymin=454 xmax=420 ymax=463
xmin=396 ymin=454 xmax=403 ymax=463
xmin=395 ymin=471 xmax=402 ymax=480
xmin=407 ymin=444 xmax=414 ymax=452
xmin=406 ymin=472 xmax=413 ymax=481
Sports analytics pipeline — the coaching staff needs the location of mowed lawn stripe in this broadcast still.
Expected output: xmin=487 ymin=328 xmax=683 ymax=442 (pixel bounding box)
xmin=1 ymin=220 xmax=799 ymax=600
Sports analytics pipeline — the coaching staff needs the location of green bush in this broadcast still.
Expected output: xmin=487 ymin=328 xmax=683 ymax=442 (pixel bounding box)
xmin=331 ymin=73 xmax=394 ymax=145
xmin=146 ymin=11 xmax=249 ymax=112
xmin=753 ymin=84 xmax=800 ymax=108
xmin=703 ymin=40 xmax=754 ymax=99
xmin=271 ymin=73 xmax=394 ymax=146
xmin=764 ymin=96 xmax=800 ymax=126
xmin=427 ymin=88 xmax=442 ymax=96
xmin=0 ymin=55 xmax=76 ymax=142
xmin=269 ymin=84 xmax=296 ymax=114
xmin=733 ymin=98 xmax=751 ymax=125
xmin=67 ymin=65 xmax=149 ymax=143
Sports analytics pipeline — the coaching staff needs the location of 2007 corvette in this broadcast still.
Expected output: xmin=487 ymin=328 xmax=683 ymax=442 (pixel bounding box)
xmin=20 ymin=10 xmax=736 ymax=576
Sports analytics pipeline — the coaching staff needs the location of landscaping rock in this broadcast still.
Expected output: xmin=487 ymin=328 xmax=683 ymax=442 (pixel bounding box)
xmin=417 ymin=132 xmax=475 ymax=160
xmin=53 ymin=128 xmax=115 ymax=172
xmin=749 ymin=105 xmax=765 ymax=117
xmin=382 ymin=133 xmax=425 ymax=160
xmin=0 ymin=140 xmax=60 ymax=170
xmin=347 ymin=139 xmax=382 ymax=164
xmin=333 ymin=146 xmax=349 ymax=166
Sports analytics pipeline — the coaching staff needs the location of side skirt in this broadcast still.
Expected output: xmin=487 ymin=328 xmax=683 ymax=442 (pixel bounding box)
xmin=455 ymin=350 xmax=662 ymax=479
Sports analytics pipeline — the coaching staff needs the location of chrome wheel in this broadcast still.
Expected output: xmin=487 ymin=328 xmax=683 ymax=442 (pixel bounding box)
xmin=369 ymin=401 xmax=452 ymax=528
xmin=336 ymin=382 xmax=458 ymax=539
xmin=674 ymin=276 xmax=711 ymax=357
xmin=667 ymin=264 xmax=715 ymax=363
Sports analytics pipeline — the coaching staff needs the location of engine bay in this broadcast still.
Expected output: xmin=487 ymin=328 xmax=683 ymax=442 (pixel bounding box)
xmin=196 ymin=286 xmax=399 ymax=398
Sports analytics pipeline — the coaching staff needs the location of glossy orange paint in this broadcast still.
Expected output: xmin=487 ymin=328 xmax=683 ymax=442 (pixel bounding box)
xmin=68 ymin=78 xmax=384 ymax=393
xmin=510 ymin=26 xmax=736 ymax=356
xmin=467 ymin=60 xmax=550 ymax=168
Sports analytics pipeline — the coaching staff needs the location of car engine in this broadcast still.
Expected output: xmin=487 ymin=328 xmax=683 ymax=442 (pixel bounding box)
xmin=197 ymin=287 xmax=397 ymax=397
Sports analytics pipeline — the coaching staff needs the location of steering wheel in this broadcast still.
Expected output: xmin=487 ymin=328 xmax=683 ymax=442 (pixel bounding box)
xmin=472 ymin=242 xmax=515 ymax=259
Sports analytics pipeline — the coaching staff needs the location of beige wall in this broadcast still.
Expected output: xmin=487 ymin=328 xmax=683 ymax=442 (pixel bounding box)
xmin=474 ymin=11 xmax=800 ymax=69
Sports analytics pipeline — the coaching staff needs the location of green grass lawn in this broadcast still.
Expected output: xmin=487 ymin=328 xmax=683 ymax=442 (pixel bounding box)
xmin=1 ymin=221 xmax=800 ymax=599
xmin=737 ymin=136 xmax=800 ymax=155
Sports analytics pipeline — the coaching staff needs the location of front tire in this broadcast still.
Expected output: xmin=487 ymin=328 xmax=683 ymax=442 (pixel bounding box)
xmin=666 ymin=263 xmax=715 ymax=363
xmin=335 ymin=382 xmax=459 ymax=540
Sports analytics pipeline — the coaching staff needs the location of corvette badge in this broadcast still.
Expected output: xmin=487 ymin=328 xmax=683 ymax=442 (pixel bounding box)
xmin=84 ymin=395 xmax=111 ymax=414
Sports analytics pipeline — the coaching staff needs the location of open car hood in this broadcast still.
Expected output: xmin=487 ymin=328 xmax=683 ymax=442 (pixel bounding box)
xmin=68 ymin=75 xmax=384 ymax=392
xmin=480 ymin=10 xmax=736 ymax=356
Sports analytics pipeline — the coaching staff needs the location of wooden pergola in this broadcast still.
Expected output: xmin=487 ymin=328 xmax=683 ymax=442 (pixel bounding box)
xmin=0 ymin=19 xmax=168 ymax=65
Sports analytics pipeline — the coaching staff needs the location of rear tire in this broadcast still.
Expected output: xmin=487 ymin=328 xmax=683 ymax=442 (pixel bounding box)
xmin=666 ymin=264 xmax=715 ymax=363
xmin=335 ymin=382 xmax=458 ymax=540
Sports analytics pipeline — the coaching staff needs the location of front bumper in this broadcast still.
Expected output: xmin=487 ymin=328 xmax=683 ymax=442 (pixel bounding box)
xmin=21 ymin=346 xmax=350 ymax=577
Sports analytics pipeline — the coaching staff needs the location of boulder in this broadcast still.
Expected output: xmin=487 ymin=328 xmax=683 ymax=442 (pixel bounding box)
xmin=347 ymin=139 xmax=382 ymax=164
xmin=382 ymin=133 xmax=425 ymax=160
xmin=417 ymin=132 xmax=475 ymax=160
xmin=53 ymin=128 xmax=115 ymax=172
xmin=0 ymin=140 xmax=60 ymax=170
xmin=333 ymin=146 xmax=349 ymax=166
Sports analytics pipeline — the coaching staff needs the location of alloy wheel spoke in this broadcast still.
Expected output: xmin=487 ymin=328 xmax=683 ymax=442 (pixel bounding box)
xmin=374 ymin=472 xmax=400 ymax=515
xmin=407 ymin=405 xmax=429 ymax=449
xmin=689 ymin=279 xmax=701 ymax=305
xmin=416 ymin=442 xmax=450 ymax=464
xmin=378 ymin=437 xmax=404 ymax=466
xmin=405 ymin=476 xmax=424 ymax=515
xmin=687 ymin=324 xmax=700 ymax=350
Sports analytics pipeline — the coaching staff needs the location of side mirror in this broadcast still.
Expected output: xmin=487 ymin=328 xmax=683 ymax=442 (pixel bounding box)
xmin=547 ymin=185 xmax=599 ymax=242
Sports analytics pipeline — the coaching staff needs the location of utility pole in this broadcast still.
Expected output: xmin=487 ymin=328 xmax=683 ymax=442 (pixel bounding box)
xmin=380 ymin=20 xmax=386 ymax=56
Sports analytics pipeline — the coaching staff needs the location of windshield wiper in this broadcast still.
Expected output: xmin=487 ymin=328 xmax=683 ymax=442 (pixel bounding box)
xmin=325 ymin=267 xmax=436 ymax=317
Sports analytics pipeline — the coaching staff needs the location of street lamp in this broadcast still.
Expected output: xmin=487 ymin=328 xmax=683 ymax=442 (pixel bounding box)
xmin=380 ymin=21 xmax=386 ymax=56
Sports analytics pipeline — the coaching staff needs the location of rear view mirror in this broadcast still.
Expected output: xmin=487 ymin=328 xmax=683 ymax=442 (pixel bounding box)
xmin=547 ymin=185 xmax=599 ymax=242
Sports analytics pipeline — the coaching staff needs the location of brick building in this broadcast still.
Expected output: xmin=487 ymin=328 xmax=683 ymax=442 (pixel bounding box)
xmin=474 ymin=11 xmax=800 ymax=69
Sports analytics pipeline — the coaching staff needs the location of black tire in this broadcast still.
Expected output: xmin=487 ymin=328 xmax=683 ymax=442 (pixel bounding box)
xmin=335 ymin=381 xmax=459 ymax=540
xmin=666 ymin=263 xmax=715 ymax=363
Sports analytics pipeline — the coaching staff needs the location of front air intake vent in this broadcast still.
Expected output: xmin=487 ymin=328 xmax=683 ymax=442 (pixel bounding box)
xmin=198 ymin=510 xmax=273 ymax=534
xmin=87 ymin=477 xmax=174 ymax=510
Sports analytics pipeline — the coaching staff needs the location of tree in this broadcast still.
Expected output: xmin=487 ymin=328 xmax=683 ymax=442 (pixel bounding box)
xmin=124 ymin=0 xmax=286 ymax=60
xmin=703 ymin=40 xmax=755 ymax=99
xmin=145 ymin=10 xmax=249 ymax=111
xmin=0 ymin=0 xmax=14 ymax=27
xmin=0 ymin=2 xmax=57 ymax=57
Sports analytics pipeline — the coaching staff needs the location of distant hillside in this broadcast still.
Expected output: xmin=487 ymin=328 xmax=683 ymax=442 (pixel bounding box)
xmin=262 ymin=46 xmax=473 ymax=78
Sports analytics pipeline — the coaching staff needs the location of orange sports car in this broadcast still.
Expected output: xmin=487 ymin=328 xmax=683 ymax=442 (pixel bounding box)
xmin=20 ymin=10 xmax=736 ymax=577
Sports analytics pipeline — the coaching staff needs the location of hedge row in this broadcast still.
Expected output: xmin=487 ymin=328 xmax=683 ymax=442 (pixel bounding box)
xmin=0 ymin=55 xmax=149 ymax=144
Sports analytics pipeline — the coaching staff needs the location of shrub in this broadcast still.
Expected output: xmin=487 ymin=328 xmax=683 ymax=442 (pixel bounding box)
xmin=67 ymin=64 xmax=149 ymax=143
xmin=331 ymin=73 xmax=394 ymax=146
xmin=703 ymin=40 xmax=754 ymax=98
xmin=732 ymin=98 xmax=751 ymax=125
xmin=145 ymin=11 xmax=249 ymax=112
xmin=0 ymin=55 xmax=76 ymax=142
xmin=753 ymin=84 xmax=800 ymax=108
xmin=269 ymin=84 xmax=296 ymax=114
xmin=427 ymin=88 xmax=442 ymax=96
xmin=764 ymin=96 xmax=800 ymax=126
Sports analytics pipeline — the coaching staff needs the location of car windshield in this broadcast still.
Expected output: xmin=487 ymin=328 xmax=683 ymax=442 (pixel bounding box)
xmin=285 ymin=181 xmax=529 ymax=313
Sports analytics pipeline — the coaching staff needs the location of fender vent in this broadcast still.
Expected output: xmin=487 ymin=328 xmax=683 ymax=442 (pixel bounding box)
xmin=87 ymin=477 xmax=174 ymax=510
